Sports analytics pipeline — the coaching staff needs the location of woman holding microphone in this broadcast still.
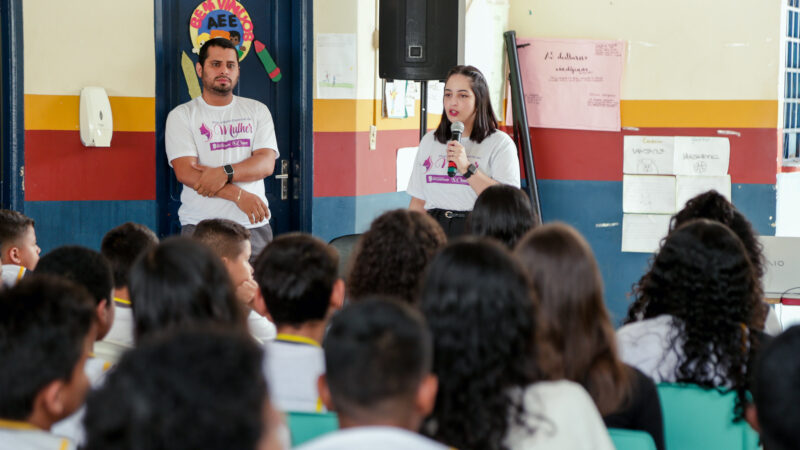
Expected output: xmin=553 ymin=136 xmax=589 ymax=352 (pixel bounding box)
xmin=407 ymin=65 xmax=521 ymax=238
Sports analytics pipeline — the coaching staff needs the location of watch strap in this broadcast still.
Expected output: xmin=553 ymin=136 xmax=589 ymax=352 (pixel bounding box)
xmin=463 ymin=163 xmax=477 ymax=179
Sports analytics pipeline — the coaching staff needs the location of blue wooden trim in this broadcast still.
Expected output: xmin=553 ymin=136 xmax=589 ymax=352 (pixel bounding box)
xmin=1 ymin=0 xmax=25 ymax=211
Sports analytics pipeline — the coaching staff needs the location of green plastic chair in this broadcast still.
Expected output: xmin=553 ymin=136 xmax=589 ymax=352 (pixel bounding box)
xmin=608 ymin=428 xmax=657 ymax=450
xmin=286 ymin=411 xmax=339 ymax=446
xmin=657 ymin=383 xmax=759 ymax=450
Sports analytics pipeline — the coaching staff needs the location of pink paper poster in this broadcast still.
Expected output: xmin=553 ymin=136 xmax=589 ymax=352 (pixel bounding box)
xmin=508 ymin=38 xmax=625 ymax=132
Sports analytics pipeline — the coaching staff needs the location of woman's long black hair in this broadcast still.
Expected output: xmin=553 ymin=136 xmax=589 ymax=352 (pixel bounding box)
xmin=433 ymin=65 xmax=498 ymax=144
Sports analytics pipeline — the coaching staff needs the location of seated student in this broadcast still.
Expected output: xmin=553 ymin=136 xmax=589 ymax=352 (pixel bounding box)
xmin=514 ymin=223 xmax=664 ymax=450
xmin=254 ymin=233 xmax=344 ymax=412
xmin=619 ymin=219 xmax=762 ymax=415
xmin=347 ymin=209 xmax=445 ymax=304
xmin=671 ymin=190 xmax=781 ymax=334
xmin=467 ymin=184 xmax=538 ymax=249
xmin=0 ymin=209 xmax=40 ymax=288
xmin=83 ymin=327 xmax=286 ymax=450
xmin=95 ymin=222 xmax=159 ymax=362
xmin=748 ymin=325 xmax=800 ymax=450
xmin=193 ymin=218 xmax=277 ymax=342
xmin=419 ymin=238 xmax=613 ymax=450
xmin=34 ymin=246 xmax=116 ymax=443
xmin=0 ymin=276 xmax=95 ymax=450
xmin=129 ymin=237 xmax=246 ymax=343
xmin=298 ymin=299 xmax=446 ymax=450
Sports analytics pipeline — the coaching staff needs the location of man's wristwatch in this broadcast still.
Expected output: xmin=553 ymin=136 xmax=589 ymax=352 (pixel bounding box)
xmin=463 ymin=163 xmax=478 ymax=179
xmin=223 ymin=164 xmax=234 ymax=184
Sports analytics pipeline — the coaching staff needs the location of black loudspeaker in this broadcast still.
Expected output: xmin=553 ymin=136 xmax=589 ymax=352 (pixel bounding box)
xmin=379 ymin=0 xmax=465 ymax=81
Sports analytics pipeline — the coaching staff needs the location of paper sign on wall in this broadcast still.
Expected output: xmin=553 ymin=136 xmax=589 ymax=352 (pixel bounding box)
xmin=675 ymin=175 xmax=731 ymax=210
xmin=622 ymin=214 xmax=671 ymax=253
xmin=622 ymin=175 xmax=677 ymax=214
xmin=673 ymin=137 xmax=730 ymax=176
xmin=396 ymin=147 xmax=419 ymax=192
xmin=623 ymin=136 xmax=674 ymax=175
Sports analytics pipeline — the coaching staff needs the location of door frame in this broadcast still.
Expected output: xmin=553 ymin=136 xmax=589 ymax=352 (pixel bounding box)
xmin=153 ymin=0 xmax=313 ymax=237
xmin=1 ymin=0 xmax=25 ymax=211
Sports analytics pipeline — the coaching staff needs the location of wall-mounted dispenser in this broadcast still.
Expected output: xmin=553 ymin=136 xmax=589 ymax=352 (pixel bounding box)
xmin=80 ymin=87 xmax=113 ymax=147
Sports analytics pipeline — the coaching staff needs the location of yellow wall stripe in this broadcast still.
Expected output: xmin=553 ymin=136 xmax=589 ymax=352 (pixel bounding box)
xmin=25 ymin=94 xmax=155 ymax=132
xmin=314 ymin=99 xmax=779 ymax=133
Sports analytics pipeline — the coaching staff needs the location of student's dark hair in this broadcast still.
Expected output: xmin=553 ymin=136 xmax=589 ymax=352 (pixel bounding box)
xmin=347 ymin=209 xmax=446 ymax=304
xmin=420 ymin=238 xmax=540 ymax=450
xmin=129 ymin=237 xmax=244 ymax=343
xmin=752 ymin=325 xmax=800 ymax=450
xmin=198 ymin=37 xmax=238 ymax=66
xmin=101 ymin=222 xmax=159 ymax=290
xmin=35 ymin=245 xmax=113 ymax=306
xmin=0 ymin=276 xmax=94 ymax=420
xmin=433 ymin=65 xmax=498 ymax=144
xmin=193 ymin=218 xmax=251 ymax=260
xmin=468 ymin=185 xmax=537 ymax=249
xmin=253 ymin=233 xmax=338 ymax=326
xmin=0 ymin=209 xmax=34 ymax=252
xmin=83 ymin=327 xmax=268 ymax=450
xmin=514 ymin=223 xmax=631 ymax=416
xmin=624 ymin=219 xmax=761 ymax=417
xmin=229 ymin=30 xmax=241 ymax=39
xmin=324 ymin=299 xmax=432 ymax=420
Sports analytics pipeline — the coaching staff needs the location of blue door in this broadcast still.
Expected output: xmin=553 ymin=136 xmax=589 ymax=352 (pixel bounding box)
xmin=154 ymin=0 xmax=313 ymax=237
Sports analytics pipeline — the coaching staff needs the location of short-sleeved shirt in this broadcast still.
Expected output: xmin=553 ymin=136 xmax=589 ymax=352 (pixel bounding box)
xmin=406 ymin=130 xmax=520 ymax=211
xmin=165 ymin=95 xmax=279 ymax=228
xmin=263 ymin=336 xmax=325 ymax=412
xmin=297 ymin=426 xmax=449 ymax=450
xmin=0 ymin=424 xmax=75 ymax=450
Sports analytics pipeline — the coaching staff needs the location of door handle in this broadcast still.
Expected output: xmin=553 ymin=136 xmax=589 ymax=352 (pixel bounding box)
xmin=276 ymin=160 xmax=289 ymax=200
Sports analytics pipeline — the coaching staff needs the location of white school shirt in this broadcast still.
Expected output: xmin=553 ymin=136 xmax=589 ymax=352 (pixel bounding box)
xmin=296 ymin=426 xmax=449 ymax=450
xmin=406 ymin=130 xmax=520 ymax=211
xmin=1 ymin=264 xmax=27 ymax=288
xmin=165 ymin=95 xmax=279 ymax=228
xmin=50 ymin=356 xmax=112 ymax=446
xmin=94 ymin=299 xmax=134 ymax=363
xmin=616 ymin=314 xmax=683 ymax=383
xmin=0 ymin=422 xmax=75 ymax=450
xmin=263 ymin=335 xmax=325 ymax=412
xmin=248 ymin=309 xmax=277 ymax=342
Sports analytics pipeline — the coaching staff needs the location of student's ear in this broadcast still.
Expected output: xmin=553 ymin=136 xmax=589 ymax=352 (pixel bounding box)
xmin=253 ymin=288 xmax=273 ymax=320
xmin=317 ymin=374 xmax=335 ymax=412
xmin=744 ymin=403 xmax=761 ymax=433
xmin=6 ymin=245 xmax=22 ymax=265
xmin=329 ymin=279 xmax=345 ymax=311
xmin=415 ymin=374 xmax=438 ymax=417
xmin=37 ymin=379 xmax=68 ymax=421
xmin=96 ymin=299 xmax=114 ymax=339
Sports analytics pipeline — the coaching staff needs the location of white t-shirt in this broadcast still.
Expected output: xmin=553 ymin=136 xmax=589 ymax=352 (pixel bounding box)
xmin=406 ymin=130 xmax=520 ymax=211
xmin=94 ymin=304 xmax=134 ymax=363
xmin=504 ymin=380 xmax=614 ymax=450
xmin=51 ymin=356 xmax=112 ymax=446
xmin=616 ymin=314 xmax=683 ymax=384
xmin=296 ymin=426 xmax=448 ymax=450
xmin=1 ymin=264 xmax=27 ymax=288
xmin=263 ymin=338 xmax=325 ymax=412
xmin=248 ymin=309 xmax=277 ymax=342
xmin=0 ymin=426 xmax=75 ymax=450
xmin=165 ymin=95 xmax=279 ymax=228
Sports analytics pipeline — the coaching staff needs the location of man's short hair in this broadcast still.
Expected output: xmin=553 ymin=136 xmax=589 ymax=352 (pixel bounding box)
xmin=83 ymin=327 xmax=268 ymax=450
xmin=753 ymin=325 xmax=800 ymax=450
xmin=323 ymin=299 xmax=432 ymax=420
xmin=0 ymin=209 xmax=34 ymax=252
xmin=198 ymin=37 xmax=238 ymax=66
xmin=193 ymin=218 xmax=250 ymax=260
xmin=35 ymin=246 xmax=113 ymax=306
xmin=0 ymin=276 xmax=94 ymax=420
xmin=253 ymin=233 xmax=338 ymax=327
xmin=101 ymin=222 xmax=159 ymax=289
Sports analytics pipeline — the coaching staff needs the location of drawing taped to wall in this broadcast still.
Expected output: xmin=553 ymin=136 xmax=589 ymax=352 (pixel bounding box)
xmin=189 ymin=0 xmax=254 ymax=61
xmin=316 ymin=33 xmax=356 ymax=99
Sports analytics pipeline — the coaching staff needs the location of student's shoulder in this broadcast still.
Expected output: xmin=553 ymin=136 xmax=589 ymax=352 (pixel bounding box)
xmin=0 ymin=426 xmax=76 ymax=450
xmin=296 ymin=427 xmax=448 ymax=450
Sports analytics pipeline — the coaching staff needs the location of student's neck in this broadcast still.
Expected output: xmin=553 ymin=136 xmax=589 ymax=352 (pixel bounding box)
xmin=202 ymin=91 xmax=234 ymax=106
xmin=24 ymin=411 xmax=55 ymax=431
xmin=337 ymin=413 xmax=421 ymax=432
xmin=113 ymin=287 xmax=130 ymax=301
xmin=276 ymin=321 xmax=326 ymax=345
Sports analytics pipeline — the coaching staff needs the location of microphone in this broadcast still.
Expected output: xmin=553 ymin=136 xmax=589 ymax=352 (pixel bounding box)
xmin=448 ymin=121 xmax=464 ymax=177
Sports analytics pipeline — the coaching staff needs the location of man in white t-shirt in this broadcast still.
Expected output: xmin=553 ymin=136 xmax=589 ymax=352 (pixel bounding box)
xmin=165 ymin=37 xmax=279 ymax=259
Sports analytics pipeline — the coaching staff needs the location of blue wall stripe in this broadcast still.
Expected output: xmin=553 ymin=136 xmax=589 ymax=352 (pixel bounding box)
xmin=25 ymin=200 xmax=158 ymax=253
xmin=312 ymin=192 xmax=411 ymax=243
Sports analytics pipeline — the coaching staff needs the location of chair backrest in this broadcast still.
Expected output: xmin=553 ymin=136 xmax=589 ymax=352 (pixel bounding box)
xmin=328 ymin=234 xmax=362 ymax=278
xmin=608 ymin=428 xmax=657 ymax=450
xmin=657 ymin=383 xmax=759 ymax=450
xmin=286 ymin=411 xmax=339 ymax=446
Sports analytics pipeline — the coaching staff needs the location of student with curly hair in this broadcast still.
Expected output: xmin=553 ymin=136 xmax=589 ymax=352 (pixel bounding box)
xmin=619 ymin=219 xmax=763 ymax=415
xmin=671 ymin=190 xmax=779 ymax=334
xmin=515 ymin=223 xmax=663 ymax=450
xmin=420 ymin=238 xmax=613 ymax=450
xmin=347 ymin=209 xmax=446 ymax=304
xmin=468 ymin=184 xmax=537 ymax=249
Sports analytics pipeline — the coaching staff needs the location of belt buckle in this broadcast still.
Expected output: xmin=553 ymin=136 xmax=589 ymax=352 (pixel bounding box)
xmin=445 ymin=211 xmax=454 ymax=219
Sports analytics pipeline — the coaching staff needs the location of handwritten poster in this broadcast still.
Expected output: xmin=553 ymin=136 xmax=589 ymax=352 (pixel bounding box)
xmin=673 ymin=137 xmax=730 ymax=176
xmin=508 ymin=38 xmax=624 ymax=131
xmin=622 ymin=175 xmax=677 ymax=214
xmin=622 ymin=214 xmax=672 ymax=253
xmin=623 ymin=136 xmax=674 ymax=175
xmin=316 ymin=33 xmax=356 ymax=99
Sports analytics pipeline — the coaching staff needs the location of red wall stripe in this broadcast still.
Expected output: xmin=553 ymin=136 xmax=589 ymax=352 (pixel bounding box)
xmin=25 ymin=130 xmax=155 ymax=201
xmin=313 ymin=132 xmax=358 ymax=197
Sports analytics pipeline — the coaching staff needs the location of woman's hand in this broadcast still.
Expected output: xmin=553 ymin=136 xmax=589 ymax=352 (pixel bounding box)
xmin=447 ymin=140 xmax=470 ymax=174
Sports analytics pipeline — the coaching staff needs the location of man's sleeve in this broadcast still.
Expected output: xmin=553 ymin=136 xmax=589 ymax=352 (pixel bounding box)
xmin=253 ymin=104 xmax=280 ymax=159
xmin=165 ymin=107 xmax=198 ymax=167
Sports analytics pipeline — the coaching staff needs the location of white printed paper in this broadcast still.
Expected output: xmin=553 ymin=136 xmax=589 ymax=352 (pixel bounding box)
xmin=622 ymin=175 xmax=677 ymax=214
xmin=396 ymin=147 xmax=419 ymax=192
xmin=384 ymin=81 xmax=409 ymax=119
xmin=426 ymin=81 xmax=445 ymax=115
xmin=675 ymin=175 xmax=731 ymax=210
xmin=316 ymin=33 xmax=357 ymax=99
xmin=622 ymin=214 xmax=672 ymax=253
xmin=623 ymin=136 xmax=675 ymax=175
xmin=673 ymin=137 xmax=730 ymax=176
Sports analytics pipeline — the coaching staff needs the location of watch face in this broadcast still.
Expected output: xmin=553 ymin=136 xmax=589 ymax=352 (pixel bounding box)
xmin=224 ymin=165 xmax=234 ymax=175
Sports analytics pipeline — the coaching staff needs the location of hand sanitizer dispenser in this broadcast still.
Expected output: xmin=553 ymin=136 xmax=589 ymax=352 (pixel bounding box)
xmin=80 ymin=87 xmax=113 ymax=147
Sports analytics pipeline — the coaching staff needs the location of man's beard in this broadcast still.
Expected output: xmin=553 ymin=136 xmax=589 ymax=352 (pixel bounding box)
xmin=205 ymin=76 xmax=236 ymax=94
